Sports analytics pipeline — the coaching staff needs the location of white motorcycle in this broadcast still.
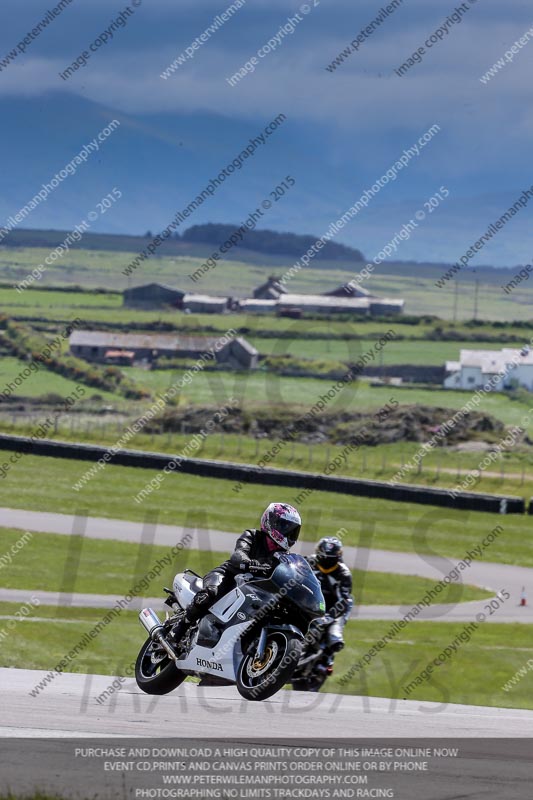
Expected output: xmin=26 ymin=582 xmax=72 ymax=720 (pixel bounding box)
xmin=135 ymin=553 xmax=325 ymax=701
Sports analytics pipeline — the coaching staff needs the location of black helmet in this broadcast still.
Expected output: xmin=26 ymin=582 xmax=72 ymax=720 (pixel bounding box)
xmin=315 ymin=537 xmax=343 ymax=572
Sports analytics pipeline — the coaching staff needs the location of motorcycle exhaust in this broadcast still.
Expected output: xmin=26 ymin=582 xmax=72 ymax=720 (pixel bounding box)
xmin=139 ymin=608 xmax=178 ymax=662
xmin=139 ymin=608 xmax=164 ymax=638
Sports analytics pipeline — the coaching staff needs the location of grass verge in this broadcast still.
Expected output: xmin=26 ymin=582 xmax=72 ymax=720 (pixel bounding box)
xmin=0 ymin=529 xmax=491 ymax=605
xmin=331 ymin=620 xmax=533 ymax=710
xmin=0 ymin=452 xmax=530 ymax=565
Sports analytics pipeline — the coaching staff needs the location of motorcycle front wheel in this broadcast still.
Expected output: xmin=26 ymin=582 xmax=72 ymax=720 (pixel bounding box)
xmin=236 ymin=631 xmax=302 ymax=701
xmin=135 ymin=636 xmax=186 ymax=695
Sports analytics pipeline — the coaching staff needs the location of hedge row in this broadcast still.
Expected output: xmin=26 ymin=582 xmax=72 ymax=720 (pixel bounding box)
xmin=0 ymin=316 xmax=149 ymax=400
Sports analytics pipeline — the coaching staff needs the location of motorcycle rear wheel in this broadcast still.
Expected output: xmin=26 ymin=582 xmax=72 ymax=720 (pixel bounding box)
xmin=135 ymin=636 xmax=186 ymax=695
xmin=291 ymin=675 xmax=327 ymax=692
xmin=236 ymin=631 xmax=302 ymax=701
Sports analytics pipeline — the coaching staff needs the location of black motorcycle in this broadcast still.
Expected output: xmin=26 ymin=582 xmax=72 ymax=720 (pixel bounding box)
xmin=291 ymin=621 xmax=336 ymax=692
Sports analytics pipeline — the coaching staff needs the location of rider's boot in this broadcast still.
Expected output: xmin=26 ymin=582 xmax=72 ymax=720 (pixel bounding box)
xmin=170 ymin=587 xmax=212 ymax=645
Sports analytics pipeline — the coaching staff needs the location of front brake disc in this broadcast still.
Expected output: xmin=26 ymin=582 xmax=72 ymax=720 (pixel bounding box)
xmin=247 ymin=642 xmax=279 ymax=678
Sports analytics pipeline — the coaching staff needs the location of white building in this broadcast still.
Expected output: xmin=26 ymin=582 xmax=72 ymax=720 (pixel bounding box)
xmin=278 ymin=294 xmax=370 ymax=315
xmin=238 ymin=298 xmax=278 ymax=313
xmin=444 ymin=347 xmax=533 ymax=391
xmin=182 ymin=293 xmax=229 ymax=314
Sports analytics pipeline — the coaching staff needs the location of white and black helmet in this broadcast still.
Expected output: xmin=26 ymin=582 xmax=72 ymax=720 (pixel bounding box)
xmin=260 ymin=502 xmax=301 ymax=551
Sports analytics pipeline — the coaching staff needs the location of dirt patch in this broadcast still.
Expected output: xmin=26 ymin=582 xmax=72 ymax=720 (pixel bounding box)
xmin=147 ymin=403 xmax=510 ymax=447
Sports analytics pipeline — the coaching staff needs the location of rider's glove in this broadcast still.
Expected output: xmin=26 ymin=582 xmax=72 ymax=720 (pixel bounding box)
xmin=248 ymin=560 xmax=272 ymax=576
xmin=310 ymin=614 xmax=333 ymax=632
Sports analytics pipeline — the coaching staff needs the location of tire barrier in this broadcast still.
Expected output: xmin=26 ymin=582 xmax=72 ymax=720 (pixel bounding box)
xmin=0 ymin=433 xmax=526 ymax=514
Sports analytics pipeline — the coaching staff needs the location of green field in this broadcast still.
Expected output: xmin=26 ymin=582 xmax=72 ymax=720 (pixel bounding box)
xmin=2 ymin=286 xmax=120 ymax=310
xmin=0 ymin=528 xmax=490 ymax=605
xmin=118 ymin=368 xmax=533 ymax=437
xmin=2 ymin=243 xmax=533 ymax=320
xmin=0 ymin=452 xmax=530 ymax=566
xmin=0 ymin=357 xmax=118 ymax=402
xmin=3 ymin=350 xmax=533 ymax=441
xmin=250 ymin=336 xmax=502 ymax=365
xmin=330 ymin=620 xmax=533 ymax=710
xmin=3 ymin=247 xmax=359 ymax=297
xmin=3 ymin=281 xmax=533 ymax=335
xmin=0 ymin=601 xmax=143 ymax=677
xmin=2 ymin=282 xmax=532 ymax=506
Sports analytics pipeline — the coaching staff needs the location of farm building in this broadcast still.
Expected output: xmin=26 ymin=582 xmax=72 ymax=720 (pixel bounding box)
xmin=238 ymin=298 xmax=278 ymax=313
xmin=253 ymin=276 xmax=287 ymax=300
xmin=444 ymin=347 xmax=533 ymax=391
xmin=278 ymin=294 xmax=371 ymax=315
xmin=239 ymin=291 xmax=404 ymax=317
xmin=324 ymin=282 xmax=372 ymax=299
xmin=103 ymin=350 xmax=135 ymax=366
xmin=121 ymin=279 xmax=404 ymax=317
xmin=248 ymin=279 xmax=404 ymax=315
xmin=182 ymin=294 xmax=229 ymax=314
xmin=69 ymin=330 xmax=258 ymax=369
xmin=224 ymin=336 xmax=259 ymax=369
xmin=368 ymin=298 xmax=405 ymax=316
xmin=123 ymin=283 xmax=185 ymax=309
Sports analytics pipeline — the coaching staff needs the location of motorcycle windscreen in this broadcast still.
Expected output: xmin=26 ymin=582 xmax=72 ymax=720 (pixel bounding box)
xmin=270 ymin=554 xmax=326 ymax=616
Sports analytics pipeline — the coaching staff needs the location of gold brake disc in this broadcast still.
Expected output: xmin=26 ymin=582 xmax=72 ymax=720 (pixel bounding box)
xmin=247 ymin=642 xmax=279 ymax=678
xmin=253 ymin=646 xmax=273 ymax=671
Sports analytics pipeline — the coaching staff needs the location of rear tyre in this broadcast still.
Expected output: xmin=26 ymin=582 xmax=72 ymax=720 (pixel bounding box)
xmin=135 ymin=637 xmax=186 ymax=695
xmin=291 ymin=679 xmax=310 ymax=692
xmin=236 ymin=631 xmax=302 ymax=701
xmin=291 ymin=674 xmax=327 ymax=692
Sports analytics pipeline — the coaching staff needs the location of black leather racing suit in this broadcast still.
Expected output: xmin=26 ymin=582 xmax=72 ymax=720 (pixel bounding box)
xmin=306 ymin=555 xmax=353 ymax=651
xmin=185 ymin=529 xmax=278 ymax=623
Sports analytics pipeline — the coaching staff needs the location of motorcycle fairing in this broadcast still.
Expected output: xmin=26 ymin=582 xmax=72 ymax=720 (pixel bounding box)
xmin=209 ymin=587 xmax=246 ymax=622
xmin=172 ymin=572 xmax=201 ymax=610
xmin=174 ymin=621 xmax=250 ymax=680
xmin=172 ymin=582 xmax=281 ymax=680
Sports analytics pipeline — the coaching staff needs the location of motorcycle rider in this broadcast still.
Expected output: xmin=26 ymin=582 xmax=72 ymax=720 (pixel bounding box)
xmin=303 ymin=536 xmax=353 ymax=686
xmin=170 ymin=502 xmax=302 ymax=644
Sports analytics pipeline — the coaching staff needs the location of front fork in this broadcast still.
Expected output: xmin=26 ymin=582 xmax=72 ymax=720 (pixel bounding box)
xmin=255 ymin=628 xmax=268 ymax=660
xmin=253 ymin=623 xmax=304 ymax=661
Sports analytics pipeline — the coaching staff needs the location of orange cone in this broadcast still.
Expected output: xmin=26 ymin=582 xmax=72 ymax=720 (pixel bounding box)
xmin=520 ymin=587 xmax=527 ymax=607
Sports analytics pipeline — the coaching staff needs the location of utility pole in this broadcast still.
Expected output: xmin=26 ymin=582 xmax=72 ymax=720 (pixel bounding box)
xmin=452 ymin=279 xmax=459 ymax=323
xmin=473 ymin=278 xmax=479 ymax=321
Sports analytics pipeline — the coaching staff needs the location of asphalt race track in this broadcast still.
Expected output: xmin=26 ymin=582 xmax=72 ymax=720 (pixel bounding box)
xmin=2 ymin=667 xmax=533 ymax=738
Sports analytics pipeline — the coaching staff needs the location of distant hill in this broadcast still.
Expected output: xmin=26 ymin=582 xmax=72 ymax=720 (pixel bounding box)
xmin=0 ymin=225 xmax=365 ymax=263
xmin=0 ymin=227 xmax=515 ymax=289
xmin=0 ymin=228 xmax=152 ymax=254
xmin=180 ymin=223 xmax=364 ymax=261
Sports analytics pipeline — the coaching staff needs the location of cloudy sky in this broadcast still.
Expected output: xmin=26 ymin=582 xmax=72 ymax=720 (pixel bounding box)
xmin=0 ymin=0 xmax=532 ymax=267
